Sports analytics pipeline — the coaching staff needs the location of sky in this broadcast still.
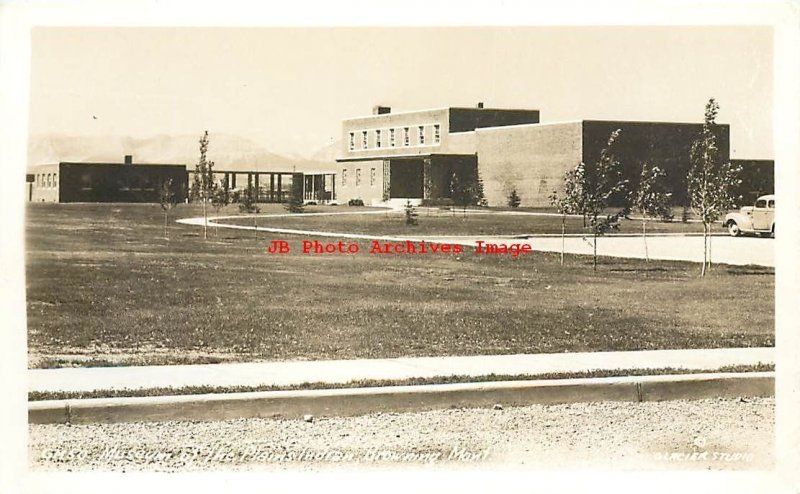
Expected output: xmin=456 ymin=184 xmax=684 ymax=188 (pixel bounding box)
xmin=29 ymin=26 xmax=773 ymax=159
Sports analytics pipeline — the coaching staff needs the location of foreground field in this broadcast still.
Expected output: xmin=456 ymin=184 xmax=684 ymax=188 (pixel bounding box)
xmin=26 ymin=204 xmax=774 ymax=368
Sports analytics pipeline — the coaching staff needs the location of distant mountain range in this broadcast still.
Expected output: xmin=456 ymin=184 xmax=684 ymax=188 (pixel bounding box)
xmin=28 ymin=133 xmax=340 ymax=173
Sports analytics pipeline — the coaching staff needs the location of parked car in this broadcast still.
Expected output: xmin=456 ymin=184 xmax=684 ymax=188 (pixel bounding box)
xmin=723 ymin=194 xmax=775 ymax=237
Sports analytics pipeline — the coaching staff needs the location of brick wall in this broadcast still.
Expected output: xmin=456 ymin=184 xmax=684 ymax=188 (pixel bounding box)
xmin=475 ymin=122 xmax=583 ymax=207
xmin=338 ymin=160 xmax=386 ymax=205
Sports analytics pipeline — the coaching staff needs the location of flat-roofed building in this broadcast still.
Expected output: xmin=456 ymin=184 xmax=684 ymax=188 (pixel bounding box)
xmin=336 ymin=105 xmax=733 ymax=207
xmin=27 ymin=155 xmax=188 ymax=203
xmin=336 ymin=104 xmax=540 ymax=206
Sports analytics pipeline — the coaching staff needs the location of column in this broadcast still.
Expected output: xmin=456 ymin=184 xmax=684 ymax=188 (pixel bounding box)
xmin=269 ymin=174 xmax=275 ymax=202
xmin=422 ymin=157 xmax=432 ymax=200
xmin=382 ymin=160 xmax=391 ymax=201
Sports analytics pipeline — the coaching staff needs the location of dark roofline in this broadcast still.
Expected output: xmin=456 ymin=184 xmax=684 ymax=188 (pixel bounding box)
xmin=448 ymin=107 xmax=539 ymax=112
xmin=59 ymin=162 xmax=187 ymax=167
xmin=582 ymin=119 xmax=730 ymax=127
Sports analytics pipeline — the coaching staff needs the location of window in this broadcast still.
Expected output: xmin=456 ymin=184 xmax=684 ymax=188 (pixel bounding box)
xmin=403 ymin=127 xmax=410 ymax=146
xmin=434 ymin=124 xmax=441 ymax=143
xmin=755 ymin=199 xmax=767 ymax=208
xmin=768 ymin=199 xmax=775 ymax=208
xmin=349 ymin=132 xmax=355 ymax=151
xmin=53 ymin=174 xmax=57 ymax=189
xmin=362 ymin=131 xmax=368 ymax=149
xmin=370 ymin=167 xmax=376 ymax=187
xmin=389 ymin=128 xmax=396 ymax=147
xmin=342 ymin=169 xmax=347 ymax=186
xmin=46 ymin=174 xmax=51 ymax=188
xmin=376 ymin=129 xmax=382 ymax=148
xmin=418 ymin=126 xmax=425 ymax=145
xmin=356 ymin=168 xmax=361 ymax=187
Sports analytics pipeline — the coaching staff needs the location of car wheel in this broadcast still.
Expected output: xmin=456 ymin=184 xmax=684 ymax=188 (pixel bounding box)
xmin=727 ymin=221 xmax=741 ymax=237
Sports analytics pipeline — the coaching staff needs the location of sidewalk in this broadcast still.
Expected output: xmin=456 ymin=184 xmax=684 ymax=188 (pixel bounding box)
xmin=29 ymin=347 xmax=774 ymax=394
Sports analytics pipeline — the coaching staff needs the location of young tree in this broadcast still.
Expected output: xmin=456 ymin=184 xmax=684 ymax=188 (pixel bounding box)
xmin=159 ymin=178 xmax=178 ymax=239
xmin=284 ymin=172 xmax=305 ymax=214
xmin=633 ymin=162 xmax=673 ymax=262
xmin=687 ymin=98 xmax=742 ymax=276
xmin=549 ymin=175 xmax=583 ymax=266
xmin=404 ymin=200 xmax=419 ymax=226
xmin=450 ymin=169 xmax=484 ymax=216
xmin=558 ymin=129 xmax=630 ymax=271
xmin=238 ymin=184 xmax=260 ymax=214
xmin=450 ymin=171 xmax=469 ymax=216
xmin=190 ymin=131 xmax=216 ymax=240
xmin=475 ymin=172 xmax=488 ymax=208
xmin=507 ymin=188 xmax=522 ymax=208
xmin=210 ymin=180 xmax=230 ymax=237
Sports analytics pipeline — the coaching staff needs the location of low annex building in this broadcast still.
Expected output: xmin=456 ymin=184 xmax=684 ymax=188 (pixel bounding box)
xmin=335 ymin=104 xmax=749 ymax=208
xmin=27 ymin=155 xmax=188 ymax=203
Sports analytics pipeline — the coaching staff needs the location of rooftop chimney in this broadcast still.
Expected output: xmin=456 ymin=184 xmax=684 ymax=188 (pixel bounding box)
xmin=477 ymin=102 xmax=484 ymax=109
xmin=372 ymin=105 xmax=391 ymax=115
xmin=124 ymin=155 xmax=133 ymax=165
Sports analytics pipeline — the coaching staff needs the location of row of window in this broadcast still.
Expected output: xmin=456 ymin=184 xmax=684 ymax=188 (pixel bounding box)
xmin=341 ymin=167 xmax=377 ymax=188
xmin=35 ymin=173 xmax=58 ymax=189
xmin=349 ymin=124 xmax=441 ymax=151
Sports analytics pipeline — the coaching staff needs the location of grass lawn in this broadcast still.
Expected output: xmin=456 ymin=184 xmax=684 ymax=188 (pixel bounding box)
xmin=26 ymin=203 xmax=774 ymax=369
xmin=221 ymin=206 xmax=719 ymax=237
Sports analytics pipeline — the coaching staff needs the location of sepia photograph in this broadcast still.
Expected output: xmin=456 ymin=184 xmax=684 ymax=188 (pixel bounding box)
xmin=2 ymin=1 xmax=799 ymax=493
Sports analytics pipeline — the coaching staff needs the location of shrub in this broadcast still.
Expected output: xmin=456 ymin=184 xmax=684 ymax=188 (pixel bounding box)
xmin=238 ymin=186 xmax=260 ymax=213
xmin=507 ymin=188 xmax=521 ymax=208
xmin=404 ymin=200 xmax=418 ymax=226
xmin=348 ymin=198 xmax=365 ymax=206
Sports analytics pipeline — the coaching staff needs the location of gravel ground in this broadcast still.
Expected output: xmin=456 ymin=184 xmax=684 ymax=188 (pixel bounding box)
xmin=29 ymin=397 xmax=773 ymax=472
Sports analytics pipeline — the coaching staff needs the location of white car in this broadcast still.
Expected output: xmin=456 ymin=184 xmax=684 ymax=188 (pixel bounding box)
xmin=723 ymin=194 xmax=775 ymax=237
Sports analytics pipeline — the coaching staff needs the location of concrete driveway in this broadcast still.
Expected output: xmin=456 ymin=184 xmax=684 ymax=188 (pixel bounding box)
xmin=420 ymin=234 xmax=774 ymax=267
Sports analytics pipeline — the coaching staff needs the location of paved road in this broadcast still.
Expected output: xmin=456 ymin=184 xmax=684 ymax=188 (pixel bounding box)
xmin=424 ymin=234 xmax=774 ymax=267
xmin=29 ymin=397 xmax=774 ymax=471
xmin=29 ymin=347 xmax=774 ymax=393
xmin=178 ymin=212 xmax=774 ymax=267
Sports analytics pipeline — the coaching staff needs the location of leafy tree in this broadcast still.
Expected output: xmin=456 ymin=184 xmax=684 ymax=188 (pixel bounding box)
xmin=159 ymin=178 xmax=178 ymax=239
xmin=549 ymin=179 xmax=582 ymax=266
xmin=687 ymin=98 xmax=742 ymax=276
xmin=449 ymin=171 xmax=468 ymax=216
xmin=404 ymin=200 xmax=418 ymax=226
xmin=475 ymin=172 xmax=488 ymax=207
xmin=507 ymin=188 xmax=522 ymax=208
xmin=210 ymin=180 xmax=230 ymax=236
xmin=633 ymin=162 xmax=673 ymax=262
xmin=558 ymin=129 xmax=630 ymax=271
xmin=190 ymin=131 xmax=215 ymax=240
xmin=450 ymin=170 xmax=484 ymax=216
xmin=238 ymin=184 xmax=260 ymax=214
xmin=284 ymin=172 xmax=305 ymax=214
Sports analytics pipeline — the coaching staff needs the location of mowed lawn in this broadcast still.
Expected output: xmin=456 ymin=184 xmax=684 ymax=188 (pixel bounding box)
xmin=222 ymin=206 xmax=718 ymax=237
xmin=26 ymin=203 xmax=774 ymax=368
